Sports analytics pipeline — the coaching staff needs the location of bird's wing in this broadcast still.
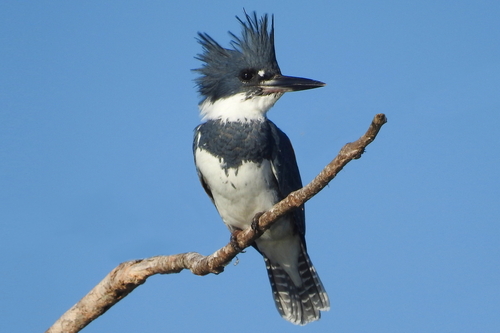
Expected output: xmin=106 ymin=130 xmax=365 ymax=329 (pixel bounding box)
xmin=193 ymin=125 xmax=215 ymax=205
xmin=268 ymin=120 xmax=306 ymax=237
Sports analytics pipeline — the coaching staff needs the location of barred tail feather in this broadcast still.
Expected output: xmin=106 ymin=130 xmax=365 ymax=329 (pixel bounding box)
xmin=264 ymin=242 xmax=329 ymax=325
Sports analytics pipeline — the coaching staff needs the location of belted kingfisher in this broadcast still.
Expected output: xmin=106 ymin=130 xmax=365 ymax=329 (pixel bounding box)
xmin=192 ymin=12 xmax=330 ymax=325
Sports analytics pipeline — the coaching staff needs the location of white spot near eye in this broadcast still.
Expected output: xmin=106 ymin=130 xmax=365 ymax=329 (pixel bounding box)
xmin=258 ymin=69 xmax=265 ymax=77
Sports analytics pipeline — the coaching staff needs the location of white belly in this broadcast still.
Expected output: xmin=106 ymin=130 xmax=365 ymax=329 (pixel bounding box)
xmin=195 ymin=148 xmax=278 ymax=231
xmin=195 ymin=147 xmax=300 ymax=281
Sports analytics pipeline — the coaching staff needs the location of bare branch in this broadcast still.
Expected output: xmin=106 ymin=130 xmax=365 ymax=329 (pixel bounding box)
xmin=46 ymin=114 xmax=387 ymax=333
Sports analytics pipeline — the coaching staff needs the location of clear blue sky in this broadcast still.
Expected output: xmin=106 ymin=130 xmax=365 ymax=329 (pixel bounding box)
xmin=1 ymin=1 xmax=499 ymax=332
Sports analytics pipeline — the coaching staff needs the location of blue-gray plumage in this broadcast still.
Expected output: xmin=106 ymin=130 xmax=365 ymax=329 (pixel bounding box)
xmin=193 ymin=12 xmax=329 ymax=325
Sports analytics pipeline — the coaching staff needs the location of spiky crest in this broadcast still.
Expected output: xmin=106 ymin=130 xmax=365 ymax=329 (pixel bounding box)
xmin=194 ymin=11 xmax=281 ymax=102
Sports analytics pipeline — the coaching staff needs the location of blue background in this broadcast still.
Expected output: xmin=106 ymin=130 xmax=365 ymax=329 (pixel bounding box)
xmin=1 ymin=1 xmax=499 ymax=332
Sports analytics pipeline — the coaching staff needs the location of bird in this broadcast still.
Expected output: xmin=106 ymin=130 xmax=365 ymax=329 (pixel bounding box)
xmin=192 ymin=11 xmax=330 ymax=325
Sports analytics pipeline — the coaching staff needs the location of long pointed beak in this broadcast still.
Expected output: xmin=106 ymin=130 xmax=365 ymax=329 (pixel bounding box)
xmin=259 ymin=74 xmax=326 ymax=93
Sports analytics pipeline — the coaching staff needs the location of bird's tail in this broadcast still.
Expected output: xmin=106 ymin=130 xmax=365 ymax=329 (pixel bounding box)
xmin=264 ymin=242 xmax=330 ymax=325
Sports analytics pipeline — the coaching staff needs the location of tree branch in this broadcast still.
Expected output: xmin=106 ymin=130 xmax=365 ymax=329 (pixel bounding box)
xmin=45 ymin=114 xmax=387 ymax=333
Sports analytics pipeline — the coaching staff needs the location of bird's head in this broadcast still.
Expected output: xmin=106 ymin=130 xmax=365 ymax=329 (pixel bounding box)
xmin=194 ymin=11 xmax=325 ymax=121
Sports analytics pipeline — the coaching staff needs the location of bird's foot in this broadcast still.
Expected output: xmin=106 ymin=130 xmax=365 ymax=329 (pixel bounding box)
xmin=230 ymin=230 xmax=245 ymax=253
xmin=251 ymin=212 xmax=265 ymax=231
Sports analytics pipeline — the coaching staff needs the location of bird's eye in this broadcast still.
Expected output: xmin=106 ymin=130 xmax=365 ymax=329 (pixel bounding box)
xmin=239 ymin=69 xmax=255 ymax=82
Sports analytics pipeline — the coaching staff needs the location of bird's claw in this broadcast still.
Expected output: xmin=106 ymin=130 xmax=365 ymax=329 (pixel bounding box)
xmin=251 ymin=212 xmax=264 ymax=231
xmin=230 ymin=230 xmax=245 ymax=253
